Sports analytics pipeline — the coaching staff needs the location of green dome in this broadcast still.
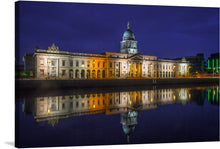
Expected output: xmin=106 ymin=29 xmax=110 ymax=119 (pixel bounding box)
xmin=123 ymin=29 xmax=135 ymax=40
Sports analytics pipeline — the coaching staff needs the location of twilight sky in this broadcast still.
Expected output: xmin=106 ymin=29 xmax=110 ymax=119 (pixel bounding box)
xmin=16 ymin=1 xmax=219 ymax=64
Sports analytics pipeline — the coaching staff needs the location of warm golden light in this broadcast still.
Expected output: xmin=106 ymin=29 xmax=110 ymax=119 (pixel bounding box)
xmin=82 ymin=100 xmax=85 ymax=103
xmin=150 ymin=97 xmax=153 ymax=102
xmin=93 ymin=104 xmax=95 ymax=108
xmin=129 ymin=100 xmax=132 ymax=105
xmin=47 ymin=108 xmax=50 ymax=113
xmin=189 ymin=94 xmax=191 ymax=99
xmin=173 ymin=95 xmax=176 ymax=100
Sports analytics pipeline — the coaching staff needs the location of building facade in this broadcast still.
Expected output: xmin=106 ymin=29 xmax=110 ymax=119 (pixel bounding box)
xmin=206 ymin=53 xmax=219 ymax=74
xmin=23 ymin=23 xmax=190 ymax=79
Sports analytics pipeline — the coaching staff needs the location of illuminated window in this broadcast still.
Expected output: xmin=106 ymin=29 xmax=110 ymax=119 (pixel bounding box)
xmin=98 ymin=62 xmax=100 ymax=67
xmin=93 ymin=60 xmax=95 ymax=67
xmin=82 ymin=61 xmax=84 ymax=67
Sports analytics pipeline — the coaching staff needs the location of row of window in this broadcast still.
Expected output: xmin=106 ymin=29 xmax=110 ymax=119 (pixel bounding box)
xmin=40 ymin=59 xmax=186 ymax=70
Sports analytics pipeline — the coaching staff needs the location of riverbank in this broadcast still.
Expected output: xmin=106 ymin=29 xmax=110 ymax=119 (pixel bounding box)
xmin=16 ymin=77 xmax=219 ymax=90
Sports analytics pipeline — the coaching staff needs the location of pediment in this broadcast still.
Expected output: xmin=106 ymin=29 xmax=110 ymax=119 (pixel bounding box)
xmin=129 ymin=54 xmax=143 ymax=61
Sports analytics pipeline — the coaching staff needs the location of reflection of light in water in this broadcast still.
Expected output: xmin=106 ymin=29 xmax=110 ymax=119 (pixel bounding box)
xmin=30 ymin=87 xmax=194 ymax=128
xmin=120 ymin=111 xmax=138 ymax=144
xmin=189 ymin=94 xmax=191 ymax=99
xmin=216 ymin=86 xmax=219 ymax=102
xmin=173 ymin=94 xmax=176 ymax=100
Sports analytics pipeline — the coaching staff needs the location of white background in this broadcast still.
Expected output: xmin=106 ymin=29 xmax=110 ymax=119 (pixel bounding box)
xmin=0 ymin=0 xmax=219 ymax=149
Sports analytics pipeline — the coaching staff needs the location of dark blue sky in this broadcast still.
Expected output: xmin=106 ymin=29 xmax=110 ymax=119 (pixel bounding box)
xmin=16 ymin=1 xmax=219 ymax=64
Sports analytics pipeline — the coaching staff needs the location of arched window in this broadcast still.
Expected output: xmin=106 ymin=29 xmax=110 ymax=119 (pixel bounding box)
xmin=81 ymin=70 xmax=85 ymax=78
xmin=102 ymin=70 xmax=105 ymax=78
xmin=75 ymin=69 xmax=79 ymax=78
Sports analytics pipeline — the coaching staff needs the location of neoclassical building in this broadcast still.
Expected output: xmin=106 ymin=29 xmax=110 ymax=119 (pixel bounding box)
xmin=23 ymin=22 xmax=190 ymax=79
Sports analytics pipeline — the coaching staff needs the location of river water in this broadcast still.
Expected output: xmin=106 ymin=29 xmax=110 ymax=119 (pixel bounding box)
xmin=15 ymin=84 xmax=219 ymax=147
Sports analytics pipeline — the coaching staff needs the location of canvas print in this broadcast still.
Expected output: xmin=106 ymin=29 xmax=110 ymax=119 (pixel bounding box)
xmin=15 ymin=1 xmax=219 ymax=148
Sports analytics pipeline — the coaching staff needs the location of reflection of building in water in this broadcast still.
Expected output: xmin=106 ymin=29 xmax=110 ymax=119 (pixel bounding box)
xmin=22 ymin=86 xmax=218 ymax=142
xmin=24 ymin=88 xmax=192 ymax=126
xmin=120 ymin=111 xmax=138 ymax=143
xmin=207 ymin=85 xmax=219 ymax=105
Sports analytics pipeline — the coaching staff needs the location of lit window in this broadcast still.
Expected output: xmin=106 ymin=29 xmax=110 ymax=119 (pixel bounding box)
xmin=82 ymin=61 xmax=84 ymax=67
